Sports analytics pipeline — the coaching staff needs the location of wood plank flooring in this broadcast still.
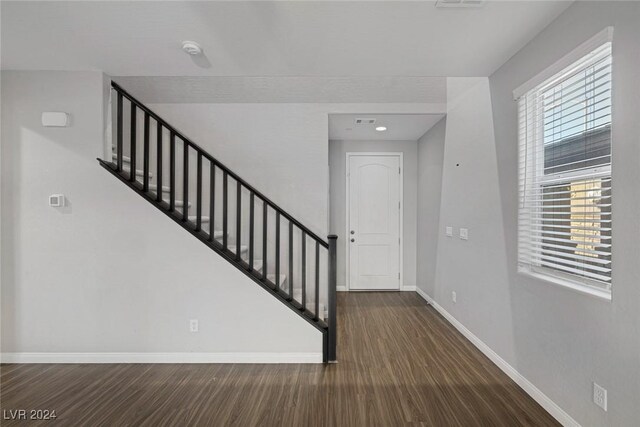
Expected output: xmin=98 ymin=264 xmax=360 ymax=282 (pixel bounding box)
xmin=0 ymin=292 xmax=559 ymax=426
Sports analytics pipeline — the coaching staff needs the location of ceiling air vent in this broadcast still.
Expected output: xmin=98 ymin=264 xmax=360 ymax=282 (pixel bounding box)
xmin=436 ymin=0 xmax=486 ymax=8
xmin=355 ymin=118 xmax=376 ymax=125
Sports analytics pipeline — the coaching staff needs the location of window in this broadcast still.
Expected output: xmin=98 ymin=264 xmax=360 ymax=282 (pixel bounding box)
xmin=517 ymin=36 xmax=612 ymax=298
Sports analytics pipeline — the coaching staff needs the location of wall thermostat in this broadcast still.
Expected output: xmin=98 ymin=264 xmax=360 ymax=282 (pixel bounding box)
xmin=42 ymin=112 xmax=69 ymax=127
xmin=49 ymin=194 xmax=65 ymax=207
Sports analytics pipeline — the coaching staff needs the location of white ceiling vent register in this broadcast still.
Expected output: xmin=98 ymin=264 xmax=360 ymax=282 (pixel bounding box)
xmin=436 ymin=0 xmax=486 ymax=8
xmin=354 ymin=118 xmax=376 ymax=125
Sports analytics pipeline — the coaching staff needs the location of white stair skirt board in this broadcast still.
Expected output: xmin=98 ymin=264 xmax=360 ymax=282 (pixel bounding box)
xmin=0 ymin=352 xmax=322 ymax=364
xmin=414 ymin=288 xmax=579 ymax=427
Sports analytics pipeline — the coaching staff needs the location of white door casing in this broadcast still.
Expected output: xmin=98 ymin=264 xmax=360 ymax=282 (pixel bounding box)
xmin=347 ymin=153 xmax=401 ymax=290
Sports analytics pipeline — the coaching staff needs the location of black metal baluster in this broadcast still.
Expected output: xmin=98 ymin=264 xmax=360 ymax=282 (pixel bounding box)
xmin=249 ymin=192 xmax=254 ymax=270
xmin=315 ymin=241 xmax=320 ymax=320
xmin=275 ymin=212 xmax=280 ymax=289
xmin=196 ymin=152 xmax=202 ymax=231
xmin=143 ymin=113 xmax=150 ymax=191
xmin=222 ymin=171 xmax=228 ymax=249
xmin=169 ymin=132 xmax=176 ymax=211
xmin=301 ymin=232 xmax=306 ymax=309
xmin=156 ymin=122 xmax=163 ymax=202
xmin=182 ymin=141 xmax=189 ymax=222
xmin=262 ymin=201 xmax=268 ymax=281
xmin=288 ymin=222 xmax=293 ymax=300
xmin=236 ymin=181 xmax=242 ymax=260
xmin=116 ymin=92 xmax=123 ymax=171
xmin=209 ymin=163 xmax=216 ymax=242
xmin=129 ymin=104 xmax=136 ymax=182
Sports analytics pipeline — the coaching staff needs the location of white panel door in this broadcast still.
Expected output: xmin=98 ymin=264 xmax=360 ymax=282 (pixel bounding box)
xmin=348 ymin=154 xmax=401 ymax=290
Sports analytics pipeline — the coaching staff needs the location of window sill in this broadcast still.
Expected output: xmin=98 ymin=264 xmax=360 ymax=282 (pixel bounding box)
xmin=518 ymin=269 xmax=612 ymax=302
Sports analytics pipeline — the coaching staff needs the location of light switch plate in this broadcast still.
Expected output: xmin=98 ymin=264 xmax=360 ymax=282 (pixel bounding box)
xmin=459 ymin=228 xmax=469 ymax=240
xmin=446 ymin=226 xmax=453 ymax=237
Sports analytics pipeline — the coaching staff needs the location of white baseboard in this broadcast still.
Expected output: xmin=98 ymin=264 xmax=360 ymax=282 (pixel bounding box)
xmin=337 ymin=285 xmax=415 ymax=292
xmin=0 ymin=352 xmax=323 ymax=364
xmin=414 ymin=288 xmax=579 ymax=427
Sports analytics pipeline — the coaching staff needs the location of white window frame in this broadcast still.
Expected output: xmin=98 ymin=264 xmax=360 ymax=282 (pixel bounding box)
xmin=514 ymin=28 xmax=614 ymax=301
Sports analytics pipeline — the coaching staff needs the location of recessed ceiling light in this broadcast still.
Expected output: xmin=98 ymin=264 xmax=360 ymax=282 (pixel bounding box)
xmin=182 ymin=41 xmax=203 ymax=56
xmin=375 ymin=126 xmax=387 ymax=132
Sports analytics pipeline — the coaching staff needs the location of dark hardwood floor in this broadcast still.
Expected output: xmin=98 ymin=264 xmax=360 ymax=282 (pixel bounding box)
xmin=1 ymin=292 xmax=559 ymax=426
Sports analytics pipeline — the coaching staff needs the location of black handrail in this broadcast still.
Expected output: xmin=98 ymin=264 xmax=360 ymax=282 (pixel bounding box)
xmin=110 ymin=81 xmax=328 ymax=248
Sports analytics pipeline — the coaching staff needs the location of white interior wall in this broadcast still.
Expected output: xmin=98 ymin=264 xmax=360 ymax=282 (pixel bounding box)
xmin=329 ymin=139 xmax=418 ymax=290
xmin=487 ymin=3 xmax=640 ymax=425
xmin=146 ymin=102 xmax=445 ymax=240
xmin=416 ymin=2 xmax=640 ymax=425
xmin=0 ymin=71 xmax=322 ymax=362
xmin=416 ymin=118 xmax=446 ymax=298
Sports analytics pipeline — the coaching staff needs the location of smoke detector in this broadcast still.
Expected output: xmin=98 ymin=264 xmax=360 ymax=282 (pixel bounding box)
xmin=182 ymin=41 xmax=203 ymax=56
xmin=436 ymin=0 xmax=486 ymax=8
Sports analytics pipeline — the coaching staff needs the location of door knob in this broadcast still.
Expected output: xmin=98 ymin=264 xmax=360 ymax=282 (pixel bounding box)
xmin=350 ymin=230 xmax=355 ymax=235
xmin=350 ymin=238 xmax=355 ymax=242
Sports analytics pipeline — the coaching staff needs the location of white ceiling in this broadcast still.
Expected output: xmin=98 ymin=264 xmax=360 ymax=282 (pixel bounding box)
xmin=329 ymin=114 xmax=445 ymax=141
xmin=113 ymin=76 xmax=447 ymax=103
xmin=1 ymin=1 xmax=572 ymax=77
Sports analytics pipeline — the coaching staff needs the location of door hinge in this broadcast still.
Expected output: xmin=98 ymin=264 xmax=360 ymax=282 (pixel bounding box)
xmin=399 ymin=167 xmax=401 ymax=174
xmin=398 ymin=272 xmax=400 ymax=279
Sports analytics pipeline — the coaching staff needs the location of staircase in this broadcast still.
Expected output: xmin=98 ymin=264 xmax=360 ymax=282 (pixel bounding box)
xmin=98 ymin=81 xmax=337 ymax=363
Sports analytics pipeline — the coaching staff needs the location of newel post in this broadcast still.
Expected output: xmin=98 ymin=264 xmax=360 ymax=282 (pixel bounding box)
xmin=327 ymin=235 xmax=338 ymax=362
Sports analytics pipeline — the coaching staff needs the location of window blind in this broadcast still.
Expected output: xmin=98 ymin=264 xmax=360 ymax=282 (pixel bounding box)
xmin=517 ymin=42 xmax=612 ymax=292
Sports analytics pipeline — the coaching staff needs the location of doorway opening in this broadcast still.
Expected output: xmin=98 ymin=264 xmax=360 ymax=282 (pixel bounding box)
xmin=328 ymin=113 xmax=444 ymax=291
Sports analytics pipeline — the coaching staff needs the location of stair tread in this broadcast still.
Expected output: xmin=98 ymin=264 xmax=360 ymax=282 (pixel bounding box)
xmin=149 ymin=194 xmax=191 ymax=209
xmin=112 ymin=153 xmax=131 ymax=163
xmin=267 ymin=273 xmax=287 ymax=286
xmin=122 ymin=167 xmax=153 ymax=178
xmin=187 ymin=215 xmax=211 ymax=224
xmin=174 ymin=200 xmax=191 ymax=208
xmin=226 ymin=244 xmax=248 ymax=253
xmin=148 ymin=184 xmax=170 ymax=193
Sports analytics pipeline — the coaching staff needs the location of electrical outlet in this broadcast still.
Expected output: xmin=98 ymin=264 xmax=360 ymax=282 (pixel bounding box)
xmin=451 ymin=291 xmax=457 ymax=303
xmin=189 ymin=319 xmax=199 ymax=333
xmin=459 ymin=228 xmax=469 ymax=240
xmin=593 ymin=382 xmax=607 ymax=411
xmin=446 ymin=226 xmax=453 ymax=237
